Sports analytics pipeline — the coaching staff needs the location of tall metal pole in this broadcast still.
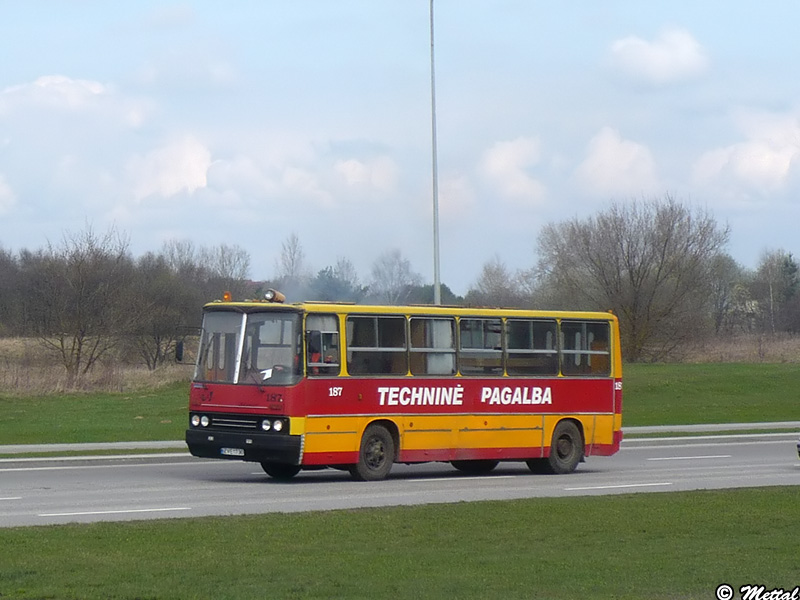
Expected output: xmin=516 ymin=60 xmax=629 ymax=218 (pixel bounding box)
xmin=430 ymin=0 xmax=442 ymax=305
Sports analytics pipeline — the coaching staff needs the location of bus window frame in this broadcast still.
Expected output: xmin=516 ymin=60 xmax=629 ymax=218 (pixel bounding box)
xmin=346 ymin=314 xmax=409 ymax=376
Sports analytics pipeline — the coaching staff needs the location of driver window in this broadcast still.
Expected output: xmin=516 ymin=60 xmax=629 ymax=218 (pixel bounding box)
xmin=306 ymin=314 xmax=340 ymax=376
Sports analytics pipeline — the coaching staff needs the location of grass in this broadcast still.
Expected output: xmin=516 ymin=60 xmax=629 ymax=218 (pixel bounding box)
xmin=622 ymin=363 xmax=800 ymax=426
xmin=0 ymin=381 xmax=188 ymax=445
xmin=0 ymin=487 xmax=797 ymax=599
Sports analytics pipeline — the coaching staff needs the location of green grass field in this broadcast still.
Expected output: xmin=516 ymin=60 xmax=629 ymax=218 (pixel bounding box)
xmin=622 ymin=363 xmax=800 ymax=425
xmin=1 ymin=487 xmax=797 ymax=600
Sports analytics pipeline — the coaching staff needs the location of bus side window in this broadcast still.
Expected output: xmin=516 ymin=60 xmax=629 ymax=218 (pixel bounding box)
xmin=560 ymin=321 xmax=610 ymax=376
xmin=506 ymin=319 xmax=558 ymax=376
xmin=459 ymin=318 xmax=503 ymax=376
xmin=346 ymin=315 xmax=407 ymax=375
xmin=306 ymin=314 xmax=340 ymax=376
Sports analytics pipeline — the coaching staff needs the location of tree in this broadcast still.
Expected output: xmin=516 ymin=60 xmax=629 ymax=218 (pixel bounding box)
xmin=127 ymin=252 xmax=200 ymax=370
xmin=21 ymin=225 xmax=135 ymax=383
xmin=465 ymin=256 xmax=529 ymax=308
xmin=308 ymin=258 xmax=367 ymax=302
xmin=0 ymin=246 xmax=21 ymax=336
xmin=750 ymin=249 xmax=799 ymax=334
xmin=707 ymin=254 xmax=746 ymax=334
xmin=275 ymin=233 xmax=311 ymax=299
xmin=368 ymin=249 xmax=422 ymax=304
xmin=536 ymin=195 xmax=730 ymax=361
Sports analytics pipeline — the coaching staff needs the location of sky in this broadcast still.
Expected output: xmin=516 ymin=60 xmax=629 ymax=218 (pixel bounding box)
xmin=2 ymin=2 xmax=800 ymax=296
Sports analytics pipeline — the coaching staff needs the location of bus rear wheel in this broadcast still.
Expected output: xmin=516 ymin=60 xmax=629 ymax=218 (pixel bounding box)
xmin=451 ymin=460 xmax=499 ymax=474
xmin=261 ymin=462 xmax=301 ymax=480
xmin=350 ymin=424 xmax=395 ymax=481
xmin=527 ymin=420 xmax=583 ymax=475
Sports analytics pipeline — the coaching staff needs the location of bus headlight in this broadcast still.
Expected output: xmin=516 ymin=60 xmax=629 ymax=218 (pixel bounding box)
xmin=261 ymin=419 xmax=272 ymax=431
xmin=200 ymin=415 xmax=210 ymax=427
xmin=191 ymin=415 xmax=200 ymax=427
xmin=273 ymin=419 xmax=284 ymax=432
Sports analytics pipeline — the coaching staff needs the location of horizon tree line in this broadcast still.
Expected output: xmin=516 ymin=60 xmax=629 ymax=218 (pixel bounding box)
xmin=0 ymin=194 xmax=797 ymax=383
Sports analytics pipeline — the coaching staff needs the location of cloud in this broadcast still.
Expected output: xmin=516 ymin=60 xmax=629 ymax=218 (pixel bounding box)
xmin=0 ymin=174 xmax=16 ymax=214
xmin=575 ymin=127 xmax=660 ymax=197
xmin=694 ymin=109 xmax=800 ymax=194
xmin=0 ymin=75 xmax=150 ymax=127
xmin=0 ymin=75 xmax=108 ymax=113
xmin=480 ymin=137 xmax=546 ymax=203
xmin=127 ymin=136 xmax=212 ymax=200
xmin=334 ymin=156 xmax=398 ymax=192
xmin=609 ymin=27 xmax=709 ymax=86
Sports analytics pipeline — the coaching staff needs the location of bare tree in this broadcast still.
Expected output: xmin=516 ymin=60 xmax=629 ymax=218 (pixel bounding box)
xmin=465 ymin=255 xmax=529 ymax=307
xmin=21 ymin=225 xmax=135 ymax=383
xmin=536 ymin=195 xmax=729 ymax=361
xmin=750 ymin=249 xmax=799 ymax=334
xmin=707 ymin=253 xmax=745 ymax=334
xmin=275 ymin=233 xmax=311 ymax=297
xmin=368 ymin=249 xmax=422 ymax=304
xmin=0 ymin=245 xmax=21 ymax=336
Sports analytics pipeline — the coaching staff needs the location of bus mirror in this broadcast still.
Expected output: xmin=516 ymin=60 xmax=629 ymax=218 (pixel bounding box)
xmin=175 ymin=341 xmax=185 ymax=363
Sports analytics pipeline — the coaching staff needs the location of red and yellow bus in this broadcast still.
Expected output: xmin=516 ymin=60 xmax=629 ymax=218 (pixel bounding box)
xmin=185 ymin=290 xmax=623 ymax=481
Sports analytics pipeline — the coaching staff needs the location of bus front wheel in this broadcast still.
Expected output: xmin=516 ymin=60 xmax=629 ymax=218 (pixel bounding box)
xmin=350 ymin=424 xmax=395 ymax=481
xmin=261 ymin=462 xmax=301 ymax=480
xmin=528 ymin=420 xmax=583 ymax=475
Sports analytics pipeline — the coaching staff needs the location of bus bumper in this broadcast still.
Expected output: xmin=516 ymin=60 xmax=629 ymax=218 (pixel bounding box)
xmin=185 ymin=429 xmax=303 ymax=465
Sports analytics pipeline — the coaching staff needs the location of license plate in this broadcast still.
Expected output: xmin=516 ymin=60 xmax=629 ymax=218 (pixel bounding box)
xmin=221 ymin=447 xmax=245 ymax=457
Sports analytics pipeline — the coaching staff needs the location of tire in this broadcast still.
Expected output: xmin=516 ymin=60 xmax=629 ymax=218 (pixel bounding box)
xmin=349 ymin=424 xmax=395 ymax=481
xmin=261 ymin=462 xmax=301 ymax=480
xmin=528 ymin=420 xmax=583 ymax=475
xmin=451 ymin=459 xmax=499 ymax=474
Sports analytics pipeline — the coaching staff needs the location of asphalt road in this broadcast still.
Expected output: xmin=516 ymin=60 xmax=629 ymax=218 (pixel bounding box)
xmin=1 ymin=431 xmax=797 ymax=528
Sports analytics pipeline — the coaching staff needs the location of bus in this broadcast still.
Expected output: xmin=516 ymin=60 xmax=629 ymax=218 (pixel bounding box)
xmin=185 ymin=290 xmax=623 ymax=481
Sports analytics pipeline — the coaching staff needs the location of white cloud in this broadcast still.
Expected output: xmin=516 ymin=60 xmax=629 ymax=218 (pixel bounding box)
xmin=694 ymin=110 xmax=800 ymax=194
xmin=575 ymin=127 xmax=660 ymax=197
xmin=439 ymin=173 xmax=477 ymax=219
xmin=334 ymin=156 xmax=398 ymax=192
xmin=0 ymin=75 xmax=108 ymax=113
xmin=480 ymin=137 xmax=546 ymax=203
xmin=127 ymin=136 xmax=212 ymax=200
xmin=0 ymin=174 xmax=16 ymax=214
xmin=0 ymin=75 xmax=150 ymax=127
xmin=609 ymin=27 xmax=709 ymax=86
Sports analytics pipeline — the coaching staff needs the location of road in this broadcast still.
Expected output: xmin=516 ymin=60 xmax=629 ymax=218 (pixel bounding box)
xmin=1 ymin=432 xmax=797 ymax=528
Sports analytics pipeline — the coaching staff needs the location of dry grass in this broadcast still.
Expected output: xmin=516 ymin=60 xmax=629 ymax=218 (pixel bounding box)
xmin=0 ymin=337 xmax=193 ymax=396
xmin=684 ymin=333 xmax=800 ymax=363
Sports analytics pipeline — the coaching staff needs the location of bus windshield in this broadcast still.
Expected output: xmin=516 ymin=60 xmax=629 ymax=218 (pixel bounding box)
xmin=194 ymin=310 xmax=301 ymax=385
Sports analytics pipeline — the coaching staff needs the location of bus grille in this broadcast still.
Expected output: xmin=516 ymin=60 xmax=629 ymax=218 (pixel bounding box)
xmin=210 ymin=415 xmax=260 ymax=430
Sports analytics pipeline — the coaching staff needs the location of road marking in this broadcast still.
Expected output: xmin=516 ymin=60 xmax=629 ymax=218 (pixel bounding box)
xmin=0 ymin=497 xmax=22 ymax=501
xmin=647 ymin=455 xmax=731 ymax=461
xmin=413 ymin=475 xmax=518 ymax=483
xmin=39 ymin=507 xmax=192 ymax=517
xmin=565 ymin=482 xmax=672 ymax=491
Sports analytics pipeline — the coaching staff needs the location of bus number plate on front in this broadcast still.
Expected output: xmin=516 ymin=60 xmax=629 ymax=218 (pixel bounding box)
xmin=221 ymin=447 xmax=245 ymax=457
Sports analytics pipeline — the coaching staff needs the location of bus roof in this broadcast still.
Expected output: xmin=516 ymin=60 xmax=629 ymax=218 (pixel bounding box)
xmin=203 ymin=299 xmax=618 ymax=322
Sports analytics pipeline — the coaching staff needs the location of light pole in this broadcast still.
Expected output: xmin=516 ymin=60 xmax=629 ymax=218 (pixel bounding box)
xmin=430 ymin=0 xmax=442 ymax=305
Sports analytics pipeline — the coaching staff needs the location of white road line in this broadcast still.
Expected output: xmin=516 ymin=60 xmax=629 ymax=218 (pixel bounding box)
xmin=39 ymin=507 xmax=192 ymax=517
xmin=412 ymin=475 xmax=518 ymax=483
xmin=0 ymin=497 xmax=22 ymax=501
xmin=647 ymin=455 xmax=731 ymax=461
xmin=565 ymin=482 xmax=673 ymax=491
